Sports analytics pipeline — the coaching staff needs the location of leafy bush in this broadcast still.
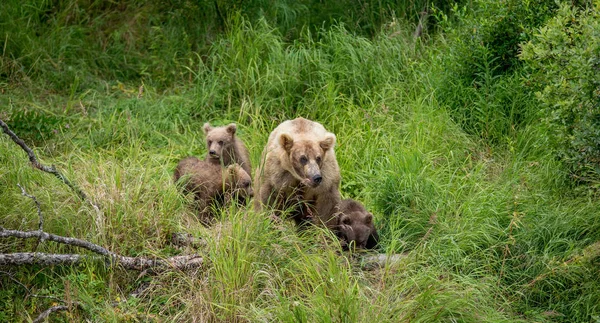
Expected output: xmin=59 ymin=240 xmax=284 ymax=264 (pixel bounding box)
xmin=520 ymin=3 xmax=600 ymax=187
xmin=432 ymin=0 xmax=558 ymax=143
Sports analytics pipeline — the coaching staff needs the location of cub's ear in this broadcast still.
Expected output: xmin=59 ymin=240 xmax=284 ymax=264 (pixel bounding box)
xmin=365 ymin=229 xmax=379 ymax=250
xmin=279 ymin=133 xmax=294 ymax=152
xmin=320 ymin=134 xmax=336 ymax=151
xmin=364 ymin=213 xmax=373 ymax=225
xmin=226 ymin=123 xmax=237 ymax=135
xmin=340 ymin=214 xmax=351 ymax=225
xmin=203 ymin=123 xmax=212 ymax=134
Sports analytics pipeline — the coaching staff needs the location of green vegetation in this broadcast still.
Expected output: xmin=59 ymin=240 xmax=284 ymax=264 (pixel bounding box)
xmin=1 ymin=0 xmax=599 ymax=322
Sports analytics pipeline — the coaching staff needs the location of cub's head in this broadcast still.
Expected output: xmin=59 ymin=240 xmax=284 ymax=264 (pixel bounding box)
xmin=203 ymin=123 xmax=237 ymax=161
xmin=279 ymin=132 xmax=336 ymax=188
xmin=226 ymin=164 xmax=253 ymax=199
xmin=336 ymin=199 xmax=379 ymax=250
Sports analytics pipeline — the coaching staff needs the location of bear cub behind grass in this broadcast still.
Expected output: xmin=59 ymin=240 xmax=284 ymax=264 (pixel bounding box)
xmin=174 ymin=156 xmax=253 ymax=225
xmin=336 ymin=199 xmax=379 ymax=250
xmin=203 ymin=123 xmax=252 ymax=177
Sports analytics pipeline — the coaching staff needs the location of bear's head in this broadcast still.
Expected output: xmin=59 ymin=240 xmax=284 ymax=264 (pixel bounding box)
xmin=203 ymin=123 xmax=237 ymax=161
xmin=336 ymin=199 xmax=379 ymax=250
xmin=227 ymin=163 xmax=253 ymax=199
xmin=278 ymin=132 xmax=336 ymax=188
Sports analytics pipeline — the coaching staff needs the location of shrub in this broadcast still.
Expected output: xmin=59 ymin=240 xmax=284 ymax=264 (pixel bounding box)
xmin=432 ymin=0 xmax=558 ymax=144
xmin=520 ymin=3 xmax=600 ymax=187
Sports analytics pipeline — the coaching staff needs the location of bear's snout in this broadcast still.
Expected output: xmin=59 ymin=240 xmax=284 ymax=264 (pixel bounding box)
xmin=209 ymin=150 xmax=219 ymax=157
xmin=312 ymin=174 xmax=323 ymax=184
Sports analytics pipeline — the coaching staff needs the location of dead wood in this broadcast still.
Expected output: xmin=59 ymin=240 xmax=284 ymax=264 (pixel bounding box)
xmin=0 ymin=118 xmax=101 ymax=213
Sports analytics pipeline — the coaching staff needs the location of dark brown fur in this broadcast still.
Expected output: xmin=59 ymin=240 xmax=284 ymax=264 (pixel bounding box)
xmin=336 ymin=199 xmax=379 ymax=250
xmin=174 ymin=156 xmax=253 ymax=225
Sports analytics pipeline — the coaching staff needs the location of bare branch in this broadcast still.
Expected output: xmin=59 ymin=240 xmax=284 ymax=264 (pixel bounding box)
xmin=17 ymin=184 xmax=44 ymax=231
xmin=0 ymin=252 xmax=204 ymax=271
xmin=0 ymin=270 xmax=63 ymax=303
xmin=0 ymin=228 xmax=111 ymax=256
xmin=413 ymin=8 xmax=429 ymax=40
xmin=0 ymin=119 xmax=98 ymax=210
xmin=32 ymin=305 xmax=70 ymax=323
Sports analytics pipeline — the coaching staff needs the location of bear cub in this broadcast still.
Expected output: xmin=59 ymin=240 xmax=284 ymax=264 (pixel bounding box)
xmin=174 ymin=156 xmax=253 ymax=225
xmin=203 ymin=123 xmax=252 ymax=177
xmin=336 ymin=199 xmax=379 ymax=250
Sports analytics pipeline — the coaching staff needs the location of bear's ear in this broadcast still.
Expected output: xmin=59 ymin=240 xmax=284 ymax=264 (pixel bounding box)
xmin=203 ymin=123 xmax=212 ymax=134
xmin=226 ymin=123 xmax=237 ymax=135
xmin=365 ymin=229 xmax=379 ymax=250
xmin=320 ymin=134 xmax=336 ymax=151
xmin=364 ymin=213 xmax=373 ymax=225
xmin=340 ymin=215 xmax=352 ymax=225
xmin=279 ymin=133 xmax=294 ymax=152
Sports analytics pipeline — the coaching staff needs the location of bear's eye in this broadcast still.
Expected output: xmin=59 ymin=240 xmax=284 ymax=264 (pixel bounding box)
xmin=243 ymin=181 xmax=251 ymax=188
xmin=299 ymin=156 xmax=308 ymax=165
xmin=342 ymin=217 xmax=352 ymax=225
xmin=218 ymin=140 xmax=224 ymax=145
xmin=316 ymin=156 xmax=322 ymax=163
xmin=208 ymin=140 xmax=212 ymax=145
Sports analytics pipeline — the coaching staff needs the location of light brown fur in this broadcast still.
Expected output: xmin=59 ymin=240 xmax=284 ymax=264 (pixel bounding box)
xmin=336 ymin=199 xmax=379 ymax=250
xmin=174 ymin=156 xmax=253 ymax=225
xmin=254 ymin=117 xmax=341 ymax=229
xmin=203 ymin=123 xmax=252 ymax=177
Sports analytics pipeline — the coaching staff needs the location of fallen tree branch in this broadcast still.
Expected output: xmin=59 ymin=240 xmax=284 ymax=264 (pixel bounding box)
xmin=32 ymin=305 xmax=71 ymax=323
xmin=1 ymin=186 xmax=203 ymax=272
xmin=0 ymin=228 xmax=111 ymax=255
xmin=0 ymin=252 xmax=204 ymax=272
xmin=0 ymin=119 xmax=101 ymax=214
xmin=18 ymin=184 xmax=43 ymax=231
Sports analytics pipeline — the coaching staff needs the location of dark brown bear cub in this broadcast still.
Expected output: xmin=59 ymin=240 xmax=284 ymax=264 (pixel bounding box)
xmin=336 ymin=199 xmax=379 ymax=250
xmin=174 ymin=156 xmax=253 ymax=225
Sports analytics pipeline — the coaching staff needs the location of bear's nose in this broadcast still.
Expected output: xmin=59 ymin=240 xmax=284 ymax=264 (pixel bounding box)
xmin=312 ymin=175 xmax=322 ymax=184
xmin=209 ymin=150 xmax=218 ymax=156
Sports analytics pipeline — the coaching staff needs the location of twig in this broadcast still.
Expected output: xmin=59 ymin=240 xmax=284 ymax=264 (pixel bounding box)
xmin=413 ymin=6 xmax=429 ymax=40
xmin=0 ymin=119 xmax=101 ymax=215
xmin=0 ymin=270 xmax=63 ymax=303
xmin=17 ymin=184 xmax=43 ymax=231
xmin=32 ymin=305 xmax=70 ymax=323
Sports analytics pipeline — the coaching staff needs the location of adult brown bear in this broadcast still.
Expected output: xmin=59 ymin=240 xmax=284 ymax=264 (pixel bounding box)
xmin=254 ymin=117 xmax=341 ymax=229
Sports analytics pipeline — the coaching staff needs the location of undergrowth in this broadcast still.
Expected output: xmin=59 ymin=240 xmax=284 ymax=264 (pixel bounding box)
xmin=1 ymin=1 xmax=599 ymax=322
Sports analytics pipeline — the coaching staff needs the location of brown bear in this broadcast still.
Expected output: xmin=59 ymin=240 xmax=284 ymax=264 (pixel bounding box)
xmin=254 ymin=117 xmax=341 ymax=229
xmin=174 ymin=156 xmax=253 ymax=225
xmin=203 ymin=123 xmax=252 ymax=177
xmin=336 ymin=199 xmax=379 ymax=250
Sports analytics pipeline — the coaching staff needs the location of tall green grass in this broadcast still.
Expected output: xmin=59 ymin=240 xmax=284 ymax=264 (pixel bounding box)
xmin=1 ymin=1 xmax=600 ymax=322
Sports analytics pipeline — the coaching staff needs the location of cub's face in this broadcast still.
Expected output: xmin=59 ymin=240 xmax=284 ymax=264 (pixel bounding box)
xmin=204 ymin=123 xmax=236 ymax=161
xmin=279 ymin=133 xmax=335 ymax=188
xmin=337 ymin=211 xmax=376 ymax=249
xmin=228 ymin=164 xmax=253 ymax=198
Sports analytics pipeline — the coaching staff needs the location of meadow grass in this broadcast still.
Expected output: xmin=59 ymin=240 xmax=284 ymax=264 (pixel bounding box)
xmin=1 ymin=3 xmax=600 ymax=322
